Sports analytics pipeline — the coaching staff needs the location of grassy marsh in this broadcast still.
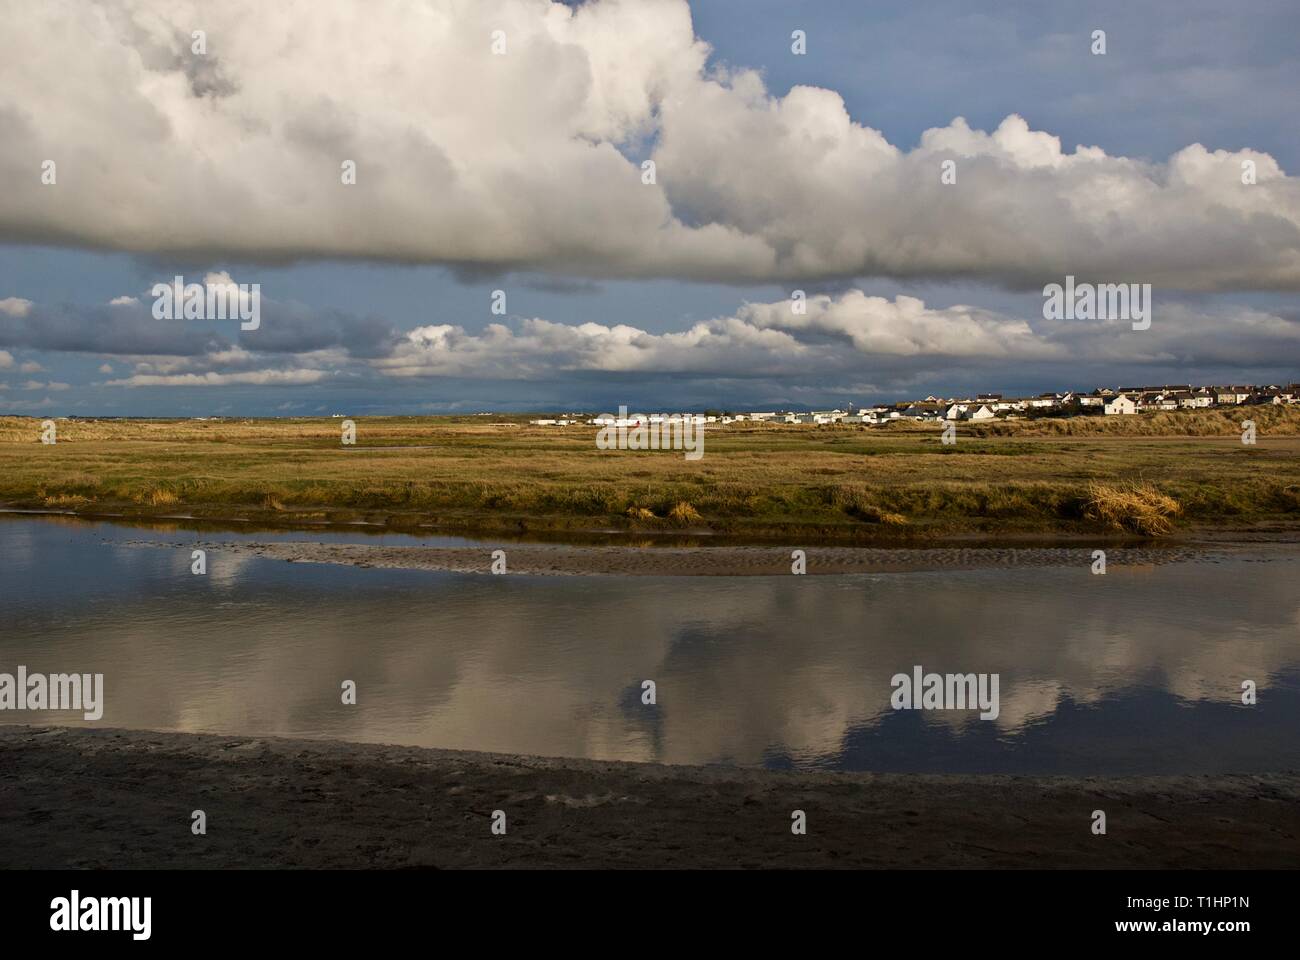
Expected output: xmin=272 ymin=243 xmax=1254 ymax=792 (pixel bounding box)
xmin=1 ymin=408 xmax=1297 ymax=540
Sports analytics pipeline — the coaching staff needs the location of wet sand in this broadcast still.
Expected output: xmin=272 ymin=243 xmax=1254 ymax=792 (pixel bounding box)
xmin=118 ymin=537 xmax=1296 ymax=577
xmin=2 ymin=726 xmax=1296 ymax=869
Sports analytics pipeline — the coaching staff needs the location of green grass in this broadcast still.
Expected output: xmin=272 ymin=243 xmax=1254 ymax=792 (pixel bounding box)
xmin=1 ymin=410 xmax=1298 ymax=540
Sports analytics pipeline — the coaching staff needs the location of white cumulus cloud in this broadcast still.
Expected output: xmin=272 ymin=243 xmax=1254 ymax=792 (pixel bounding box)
xmin=0 ymin=1 xmax=1296 ymax=289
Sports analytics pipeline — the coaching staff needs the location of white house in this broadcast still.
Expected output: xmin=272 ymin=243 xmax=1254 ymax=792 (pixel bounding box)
xmin=900 ymin=404 xmax=943 ymax=420
xmin=1104 ymin=395 xmax=1137 ymax=415
xmin=964 ymin=404 xmax=996 ymax=421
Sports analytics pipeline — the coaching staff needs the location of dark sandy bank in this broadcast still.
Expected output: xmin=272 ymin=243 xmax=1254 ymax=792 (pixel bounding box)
xmin=2 ymin=726 xmax=1296 ymax=869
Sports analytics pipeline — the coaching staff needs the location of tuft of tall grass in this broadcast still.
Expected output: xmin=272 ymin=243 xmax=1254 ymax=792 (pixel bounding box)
xmin=667 ymin=501 xmax=702 ymax=525
xmin=133 ymin=487 xmax=179 ymax=507
xmin=1083 ymin=481 xmax=1182 ymax=536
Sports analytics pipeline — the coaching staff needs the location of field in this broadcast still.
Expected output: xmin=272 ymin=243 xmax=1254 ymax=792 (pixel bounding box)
xmin=1 ymin=408 xmax=1298 ymax=541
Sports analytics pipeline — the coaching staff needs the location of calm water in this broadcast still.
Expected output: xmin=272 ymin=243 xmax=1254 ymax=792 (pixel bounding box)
xmin=2 ymin=515 xmax=1298 ymax=774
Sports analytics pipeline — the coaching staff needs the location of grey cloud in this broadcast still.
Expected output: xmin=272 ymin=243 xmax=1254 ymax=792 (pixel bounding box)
xmin=4 ymin=284 xmax=1295 ymax=398
xmin=0 ymin=301 xmax=230 ymax=356
xmin=241 ymin=303 xmax=398 ymax=357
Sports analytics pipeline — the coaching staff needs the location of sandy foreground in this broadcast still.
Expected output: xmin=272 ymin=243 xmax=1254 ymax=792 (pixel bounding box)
xmin=2 ymin=726 xmax=1296 ymax=869
xmin=118 ymin=537 xmax=1295 ymax=577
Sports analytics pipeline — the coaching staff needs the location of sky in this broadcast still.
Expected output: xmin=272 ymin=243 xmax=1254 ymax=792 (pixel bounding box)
xmin=1 ymin=0 xmax=1298 ymax=416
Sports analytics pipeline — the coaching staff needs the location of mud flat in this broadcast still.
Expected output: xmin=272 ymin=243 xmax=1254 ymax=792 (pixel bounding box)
xmin=118 ymin=537 xmax=1299 ymax=577
xmin=2 ymin=726 xmax=1296 ymax=869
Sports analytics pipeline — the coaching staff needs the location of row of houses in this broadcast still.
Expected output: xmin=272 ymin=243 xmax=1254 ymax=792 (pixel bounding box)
xmin=784 ymin=383 xmax=1300 ymax=423
xmin=1096 ymin=384 xmax=1300 ymax=416
xmin=525 ymin=383 xmax=1299 ymax=428
xmin=535 ymin=411 xmax=786 ymax=426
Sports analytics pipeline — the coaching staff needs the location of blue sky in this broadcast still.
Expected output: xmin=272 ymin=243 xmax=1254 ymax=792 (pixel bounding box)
xmin=2 ymin=0 xmax=1297 ymax=415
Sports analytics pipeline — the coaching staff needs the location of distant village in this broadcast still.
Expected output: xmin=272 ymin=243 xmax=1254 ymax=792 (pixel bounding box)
xmin=529 ymin=383 xmax=1300 ymax=427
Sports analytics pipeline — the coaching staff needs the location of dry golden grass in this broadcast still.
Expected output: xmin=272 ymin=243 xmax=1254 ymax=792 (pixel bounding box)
xmin=41 ymin=492 xmax=93 ymax=508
